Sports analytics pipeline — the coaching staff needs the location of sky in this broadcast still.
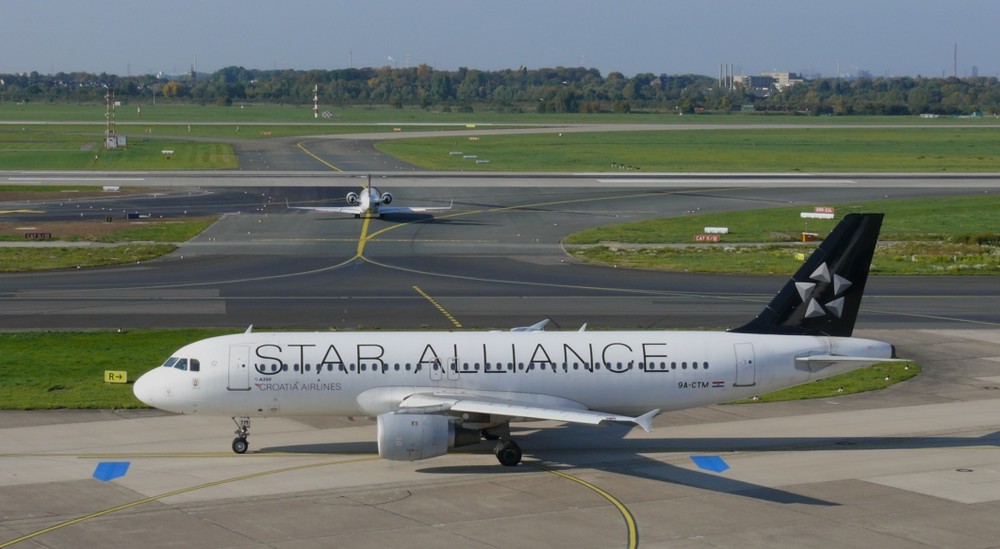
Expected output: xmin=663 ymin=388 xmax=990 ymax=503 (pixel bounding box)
xmin=3 ymin=0 xmax=999 ymax=79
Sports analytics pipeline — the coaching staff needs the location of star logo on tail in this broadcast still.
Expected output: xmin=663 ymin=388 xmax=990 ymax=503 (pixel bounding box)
xmin=794 ymin=262 xmax=854 ymax=319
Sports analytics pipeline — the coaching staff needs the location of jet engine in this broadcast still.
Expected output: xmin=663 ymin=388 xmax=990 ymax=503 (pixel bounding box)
xmin=346 ymin=192 xmax=359 ymax=205
xmin=380 ymin=192 xmax=392 ymax=205
xmin=377 ymin=412 xmax=481 ymax=461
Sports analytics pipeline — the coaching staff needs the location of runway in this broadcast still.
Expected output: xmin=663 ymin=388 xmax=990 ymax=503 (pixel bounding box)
xmin=2 ymin=168 xmax=1000 ymax=547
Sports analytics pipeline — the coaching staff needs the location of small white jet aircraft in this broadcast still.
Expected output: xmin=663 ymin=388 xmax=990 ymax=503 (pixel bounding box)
xmin=290 ymin=175 xmax=452 ymax=219
xmin=135 ymin=214 xmax=897 ymax=466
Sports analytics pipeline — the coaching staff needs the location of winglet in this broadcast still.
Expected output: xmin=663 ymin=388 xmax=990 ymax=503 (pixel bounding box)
xmin=633 ymin=409 xmax=659 ymax=433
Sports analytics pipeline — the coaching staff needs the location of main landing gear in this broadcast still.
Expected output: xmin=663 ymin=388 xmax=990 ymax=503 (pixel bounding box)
xmin=483 ymin=423 xmax=522 ymax=466
xmin=493 ymin=440 xmax=522 ymax=467
xmin=232 ymin=417 xmax=250 ymax=454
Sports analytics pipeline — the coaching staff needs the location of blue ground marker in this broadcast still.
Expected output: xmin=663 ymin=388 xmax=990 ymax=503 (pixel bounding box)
xmin=690 ymin=455 xmax=730 ymax=473
xmin=93 ymin=461 xmax=130 ymax=482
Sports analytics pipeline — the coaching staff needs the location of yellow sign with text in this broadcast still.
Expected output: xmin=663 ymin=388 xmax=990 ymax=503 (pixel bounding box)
xmin=104 ymin=371 xmax=128 ymax=384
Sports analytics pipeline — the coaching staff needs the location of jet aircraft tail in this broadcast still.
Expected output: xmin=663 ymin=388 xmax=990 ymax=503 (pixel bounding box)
xmin=732 ymin=213 xmax=884 ymax=337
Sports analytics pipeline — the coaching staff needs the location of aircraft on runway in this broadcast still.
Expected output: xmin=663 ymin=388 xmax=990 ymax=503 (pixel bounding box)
xmin=289 ymin=174 xmax=452 ymax=219
xmin=134 ymin=214 xmax=898 ymax=466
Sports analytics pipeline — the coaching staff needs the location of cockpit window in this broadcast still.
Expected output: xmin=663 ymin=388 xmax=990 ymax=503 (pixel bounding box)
xmin=161 ymin=356 xmax=199 ymax=372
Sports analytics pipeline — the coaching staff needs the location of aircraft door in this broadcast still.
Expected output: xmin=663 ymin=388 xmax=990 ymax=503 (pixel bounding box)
xmin=733 ymin=343 xmax=756 ymax=387
xmin=228 ymin=346 xmax=251 ymax=391
xmin=428 ymin=357 xmax=460 ymax=384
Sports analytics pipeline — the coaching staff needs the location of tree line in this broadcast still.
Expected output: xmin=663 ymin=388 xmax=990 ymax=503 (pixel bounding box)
xmin=2 ymin=66 xmax=997 ymax=116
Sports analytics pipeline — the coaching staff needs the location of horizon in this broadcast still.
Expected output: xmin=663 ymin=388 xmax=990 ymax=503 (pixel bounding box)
xmin=2 ymin=1 xmax=998 ymax=80
xmin=1 ymin=65 xmax=992 ymax=82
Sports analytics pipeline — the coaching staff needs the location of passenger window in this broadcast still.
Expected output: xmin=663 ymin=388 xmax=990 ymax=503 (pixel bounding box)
xmin=190 ymin=359 xmax=200 ymax=372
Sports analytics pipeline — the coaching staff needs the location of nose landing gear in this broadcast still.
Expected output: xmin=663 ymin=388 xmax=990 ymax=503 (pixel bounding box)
xmin=232 ymin=417 xmax=251 ymax=454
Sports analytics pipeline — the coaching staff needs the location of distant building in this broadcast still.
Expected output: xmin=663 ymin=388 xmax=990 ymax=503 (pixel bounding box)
xmin=731 ymin=71 xmax=805 ymax=95
xmin=759 ymin=71 xmax=805 ymax=91
xmin=733 ymin=75 xmax=776 ymax=92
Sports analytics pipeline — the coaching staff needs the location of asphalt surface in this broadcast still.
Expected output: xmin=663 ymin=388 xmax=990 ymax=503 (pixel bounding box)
xmin=0 ymin=177 xmax=997 ymax=331
xmin=1 ymin=138 xmax=1000 ymax=547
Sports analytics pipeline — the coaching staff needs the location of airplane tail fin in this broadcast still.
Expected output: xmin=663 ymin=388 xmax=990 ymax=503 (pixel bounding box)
xmin=732 ymin=213 xmax=883 ymax=337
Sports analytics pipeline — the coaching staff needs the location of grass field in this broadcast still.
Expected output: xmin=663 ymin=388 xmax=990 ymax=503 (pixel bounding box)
xmin=566 ymin=195 xmax=1000 ymax=244
xmin=0 ymin=329 xmax=231 ymax=409
xmin=377 ymin=126 xmax=1000 ymax=172
xmin=0 ymin=124 xmax=238 ymax=170
xmin=0 ymin=217 xmax=216 ymax=272
xmin=4 ymin=103 xmax=1000 ymax=171
xmin=0 ymin=245 xmax=176 ymax=273
xmin=566 ymin=195 xmax=1000 ymax=275
xmin=729 ymin=361 xmax=920 ymax=403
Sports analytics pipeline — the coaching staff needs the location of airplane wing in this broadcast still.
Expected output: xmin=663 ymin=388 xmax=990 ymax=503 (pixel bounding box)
xmin=400 ymin=393 xmax=658 ymax=432
xmin=376 ymin=202 xmax=453 ymax=214
xmin=510 ymin=319 xmax=550 ymax=332
xmin=289 ymin=206 xmax=365 ymax=214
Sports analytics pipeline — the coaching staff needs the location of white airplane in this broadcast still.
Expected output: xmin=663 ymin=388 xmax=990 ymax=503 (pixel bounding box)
xmin=289 ymin=175 xmax=452 ymax=219
xmin=134 ymin=213 xmax=897 ymax=466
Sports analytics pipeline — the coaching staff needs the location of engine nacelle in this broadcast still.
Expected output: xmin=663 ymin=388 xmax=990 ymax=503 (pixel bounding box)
xmin=380 ymin=192 xmax=392 ymax=205
xmin=346 ymin=192 xmax=359 ymax=205
xmin=377 ymin=412 xmax=480 ymax=461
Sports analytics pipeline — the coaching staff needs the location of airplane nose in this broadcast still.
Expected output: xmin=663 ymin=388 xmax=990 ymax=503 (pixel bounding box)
xmin=133 ymin=371 xmax=158 ymax=407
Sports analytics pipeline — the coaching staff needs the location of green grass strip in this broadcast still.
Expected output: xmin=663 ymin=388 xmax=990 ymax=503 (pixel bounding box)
xmin=730 ymin=362 xmax=920 ymax=403
xmin=0 ymin=329 xmax=232 ymax=409
xmin=378 ymin=127 xmax=1000 ymax=172
xmin=0 ymin=245 xmax=176 ymax=272
xmin=565 ymin=195 xmax=1000 ymax=275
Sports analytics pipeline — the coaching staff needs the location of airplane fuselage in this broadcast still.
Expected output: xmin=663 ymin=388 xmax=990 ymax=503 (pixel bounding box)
xmin=134 ymin=330 xmax=893 ymax=419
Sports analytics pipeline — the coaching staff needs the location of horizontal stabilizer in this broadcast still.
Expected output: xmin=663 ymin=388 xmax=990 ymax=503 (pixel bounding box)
xmin=795 ymin=354 xmax=904 ymax=373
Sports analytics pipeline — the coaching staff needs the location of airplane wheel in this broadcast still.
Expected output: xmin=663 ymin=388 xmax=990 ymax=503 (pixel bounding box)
xmin=232 ymin=437 xmax=249 ymax=454
xmin=494 ymin=441 xmax=522 ymax=467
